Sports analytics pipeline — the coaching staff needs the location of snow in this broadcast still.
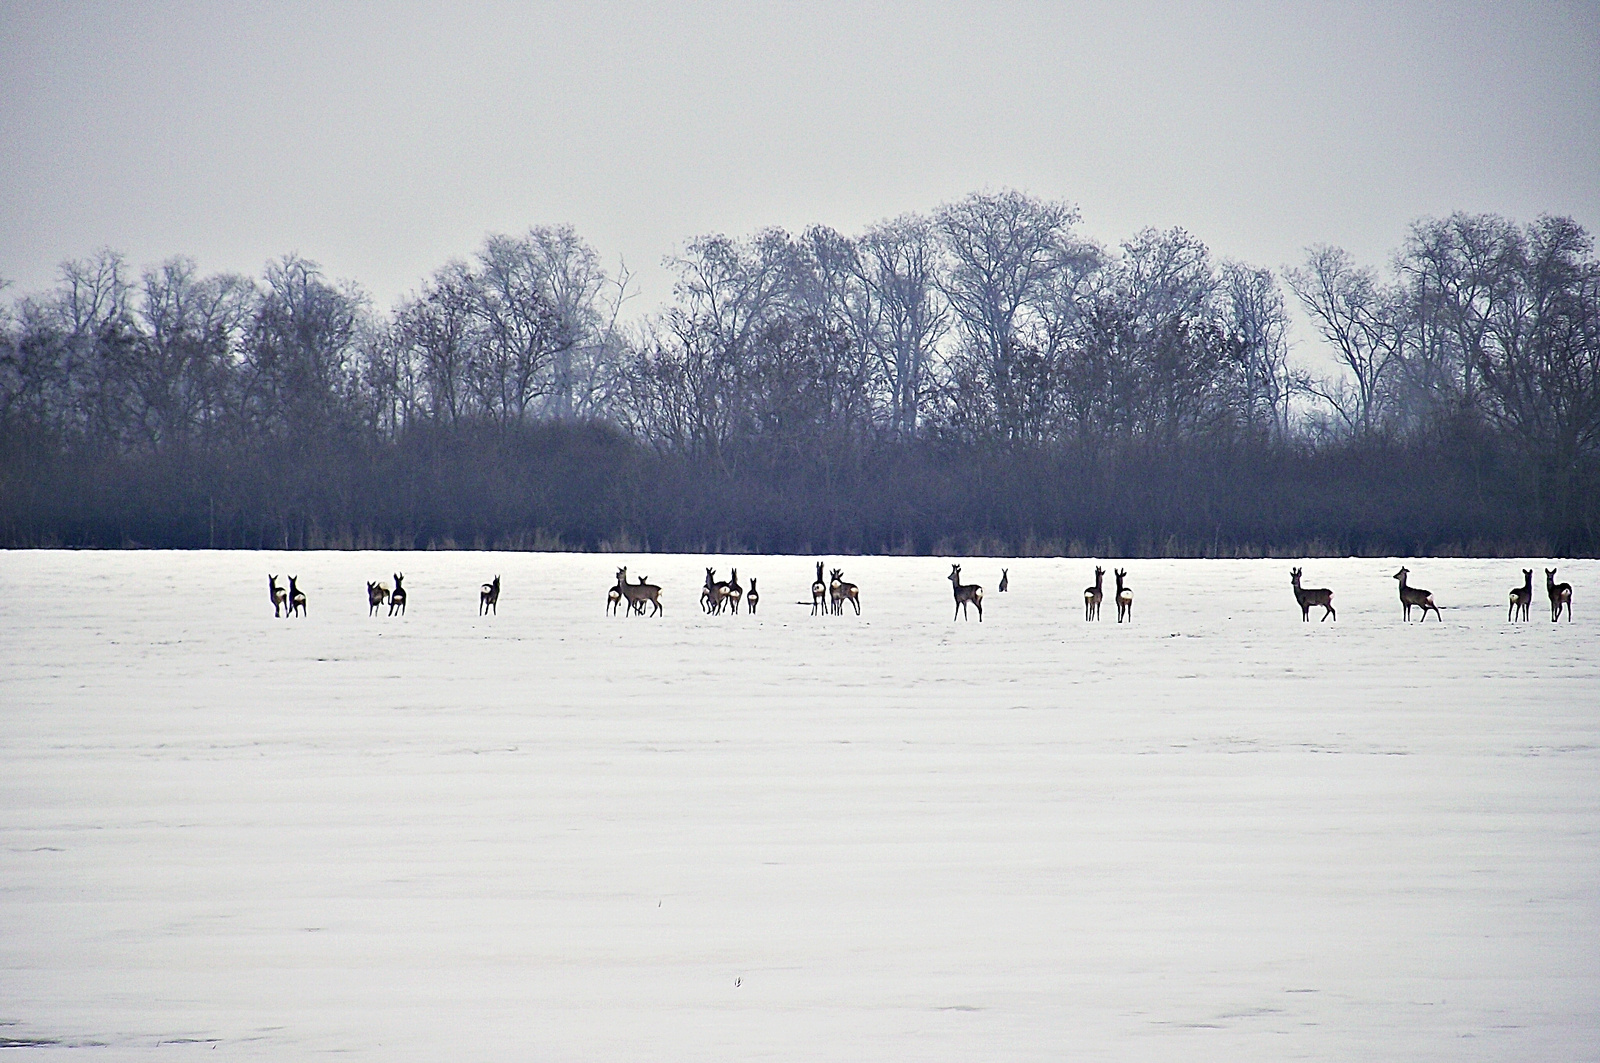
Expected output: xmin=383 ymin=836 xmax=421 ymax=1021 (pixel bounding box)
xmin=2 ymin=550 xmax=1597 ymax=1060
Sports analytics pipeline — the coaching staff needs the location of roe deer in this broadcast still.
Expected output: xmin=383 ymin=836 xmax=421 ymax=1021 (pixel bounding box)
xmin=701 ymin=568 xmax=731 ymax=614
xmin=1392 ymin=567 xmax=1439 ymax=621
xmin=1114 ymin=568 xmax=1132 ymax=623
xmin=949 ymin=564 xmax=983 ymax=621
xmin=1084 ymin=566 xmax=1104 ymax=621
xmin=1546 ymin=568 xmax=1572 ymax=622
xmin=1291 ymin=567 xmax=1335 ymax=622
xmin=747 ymin=577 xmax=759 ymax=614
xmin=726 ymin=568 xmax=743 ymax=615
xmin=618 ymin=567 xmax=662 ymax=617
xmin=1509 ymin=569 xmax=1532 ymax=622
xmin=269 ymin=575 xmax=288 ymax=618
xmin=829 ymin=568 xmax=860 ymax=616
xmin=811 ymin=561 xmax=827 ymax=616
xmin=367 ymin=580 xmax=389 ymax=616
xmin=389 ymin=573 xmax=407 ymax=616
xmin=480 ymin=575 xmax=500 ymax=615
xmin=288 ymin=576 xmax=307 ymax=618
xmin=998 ymin=568 xmax=1009 ymax=593
xmin=607 ymin=582 xmax=623 ymax=615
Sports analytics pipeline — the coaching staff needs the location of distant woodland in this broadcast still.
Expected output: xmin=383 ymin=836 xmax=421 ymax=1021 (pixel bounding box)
xmin=3 ymin=191 xmax=1597 ymax=555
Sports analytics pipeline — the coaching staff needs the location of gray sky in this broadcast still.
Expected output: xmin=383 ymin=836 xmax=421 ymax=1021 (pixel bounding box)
xmin=2 ymin=0 xmax=1597 ymax=324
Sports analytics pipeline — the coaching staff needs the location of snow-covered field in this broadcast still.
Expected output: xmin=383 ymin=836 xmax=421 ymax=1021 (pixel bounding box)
xmin=2 ymin=550 xmax=1597 ymax=1060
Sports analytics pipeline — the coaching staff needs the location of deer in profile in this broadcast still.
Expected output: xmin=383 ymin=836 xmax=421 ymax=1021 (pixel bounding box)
xmin=618 ymin=566 xmax=662 ymax=617
xmin=1291 ymin=567 xmax=1335 ymax=622
xmin=366 ymin=580 xmax=389 ymax=616
xmin=1508 ymin=569 xmax=1532 ymax=622
xmin=388 ymin=573 xmax=407 ymax=616
xmin=811 ymin=561 xmax=827 ymax=616
xmin=480 ymin=575 xmax=500 ymax=616
xmin=830 ymin=568 xmax=860 ymax=615
xmin=998 ymin=568 xmax=1009 ymax=593
xmin=701 ymin=568 xmax=731 ymax=614
xmin=1546 ymin=568 xmax=1572 ymax=622
xmin=268 ymin=575 xmax=288 ymax=618
xmin=1392 ymin=567 xmax=1439 ymax=621
xmin=948 ymin=564 xmax=983 ymax=621
xmin=747 ymin=577 xmax=759 ymax=614
xmin=726 ymin=568 xmax=743 ymax=615
xmin=288 ymin=576 xmax=307 ymax=618
xmin=1084 ymin=566 xmax=1104 ymax=621
xmin=1114 ymin=568 xmax=1132 ymax=623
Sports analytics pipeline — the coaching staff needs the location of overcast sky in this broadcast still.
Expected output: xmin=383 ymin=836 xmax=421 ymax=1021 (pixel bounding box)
xmin=2 ymin=0 xmax=1597 ymax=324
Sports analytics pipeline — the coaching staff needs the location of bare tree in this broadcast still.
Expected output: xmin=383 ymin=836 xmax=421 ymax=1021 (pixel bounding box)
xmin=1287 ymin=245 xmax=1408 ymax=438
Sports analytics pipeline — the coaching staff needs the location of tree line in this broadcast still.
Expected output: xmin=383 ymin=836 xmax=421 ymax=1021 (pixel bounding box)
xmin=2 ymin=191 xmax=1596 ymax=554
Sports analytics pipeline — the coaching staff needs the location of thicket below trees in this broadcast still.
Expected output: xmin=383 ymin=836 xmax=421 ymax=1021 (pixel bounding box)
xmin=2 ymin=192 xmax=1596 ymax=554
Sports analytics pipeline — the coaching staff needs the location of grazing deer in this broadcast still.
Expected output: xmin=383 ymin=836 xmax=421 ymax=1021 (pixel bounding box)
xmin=480 ymin=575 xmax=500 ymax=615
xmin=1546 ymin=568 xmax=1572 ymax=622
xmin=811 ymin=561 xmax=827 ymax=616
xmin=388 ymin=573 xmax=407 ymax=616
xmin=747 ymin=577 xmax=759 ymax=614
xmin=288 ymin=576 xmax=307 ymax=618
xmin=618 ymin=566 xmax=662 ymax=617
xmin=1291 ymin=567 xmax=1335 ymax=622
xmin=268 ymin=575 xmax=288 ymax=618
xmin=998 ymin=568 xmax=1009 ymax=593
xmin=1114 ymin=568 xmax=1133 ymax=623
xmin=1084 ymin=566 xmax=1104 ymax=621
xmin=1509 ymin=569 xmax=1533 ymax=622
xmin=829 ymin=568 xmax=860 ymax=615
xmin=726 ymin=568 xmax=743 ymax=615
xmin=948 ymin=564 xmax=983 ymax=621
xmin=1392 ymin=567 xmax=1440 ymax=621
xmin=366 ymin=580 xmax=389 ymax=616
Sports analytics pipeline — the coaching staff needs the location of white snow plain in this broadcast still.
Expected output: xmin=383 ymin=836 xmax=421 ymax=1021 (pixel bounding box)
xmin=1 ymin=550 xmax=1597 ymax=1061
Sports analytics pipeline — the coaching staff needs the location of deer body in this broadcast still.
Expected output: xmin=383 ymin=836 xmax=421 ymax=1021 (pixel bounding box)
xmin=607 ymin=584 xmax=622 ymax=615
xmin=702 ymin=568 xmax=731 ymax=614
xmin=1291 ymin=567 xmax=1335 ymax=622
xmin=829 ymin=568 xmax=860 ymax=616
xmin=1392 ymin=567 xmax=1439 ymax=621
xmin=480 ymin=576 xmax=500 ymax=615
xmin=1114 ymin=568 xmax=1132 ymax=623
xmin=367 ymin=581 xmax=389 ymax=616
xmin=811 ymin=562 xmax=827 ymax=616
xmin=1084 ymin=566 xmax=1103 ymax=621
xmin=726 ymin=569 xmax=743 ymax=615
xmin=288 ymin=576 xmax=307 ymax=618
xmin=1509 ymin=569 xmax=1532 ymax=622
xmin=949 ymin=564 xmax=983 ymax=621
xmin=618 ymin=567 xmax=662 ymax=617
xmin=388 ymin=573 xmax=407 ymax=616
xmin=998 ymin=569 xmax=1009 ymax=593
xmin=747 ymin=577 xmax=759 ymax=614
xmin=1546 ymin=568 xmax=1572 ymax=622
xmin=269 ymin=575 xmax=288 ymax=618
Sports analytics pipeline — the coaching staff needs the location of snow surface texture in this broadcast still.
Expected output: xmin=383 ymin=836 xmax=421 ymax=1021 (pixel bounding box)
xmin=2 ymin=551 xmax=1597 ymax=1061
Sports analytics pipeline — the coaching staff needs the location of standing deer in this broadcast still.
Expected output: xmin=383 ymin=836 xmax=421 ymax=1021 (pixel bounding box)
xmin=829 ymin=569 xmax=860 ymax=615
xmin=726 ymin=569 xmax=743 ymax=615
xmin=702 ymin=568 xmax=731 ymax=614
xmin=480 ymin=575 xmax=500 ymax=615
xmin=269 ymin=575 xmax=288 ymax=618
xmin=1114 ymin=568 xmax=1132 ymax=623
xmin=1392 ymin=567 xmax=1440 ymax=621
xmin=1291 ymin=567 xmax=1335 ymax=622
xmin=998 ymin=568 xmax=1009 ymax=593
xmin=389 ymin=573 xmax=407 ymax=616
xmin=948 ymin=564 xmax=983 ymax=621
xmin=1546 ymin=568 xmax=1572 ymax=622
xmin=1084 ymin=566 xmax=1104 ymax=621
xmin=747 ymin=577 xmax=759 ymax=614
xmin=366 ymin=580 xmax=389 ymax=616
xmin=1509 ymin=569 xmax=1532 ymax=622
xmin=811 ymin=561 xmax=827 ymax=616
xmin=288 ymin=576 xmax=307 ymax=618
xmin=617 ymin=567 xmax=662 ymax=617
xmin=607 ymin=582 xmax=623 ymax=615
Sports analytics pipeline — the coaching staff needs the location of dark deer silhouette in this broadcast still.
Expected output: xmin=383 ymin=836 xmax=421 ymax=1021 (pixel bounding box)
xmin=1546 ymin=568 xmax=1572 ymax=622
xmin=701 ymin=568 xmax=731 ymax=614
xmin=811 ymin=561 xmax=827 ymax=616
xmin=1114 ymin=569 xmax=1133 ymax=623
xmin=949 ymin=564 xmax=983 ymax=621
xmin=829 ymin=568 xmax=860 ymax=615
xmin=288 ymin=576 xmax=307 ymax=618
xmin=998 ymin=568 xmax=1009 ymax=593
xmin=747 ymin=577 xmax=759 ymax=614
xmin=1084 ymin=566 xmax=1104 ymax=621
xmin=1291 ymin=567 xmax=1335 ymax=622
xmin=1392 ymin=567 xmax=1439 ymax=621
xmin=480 ymin=576 xmax=500 ymax=615
xmin=618 ymin=567 xmax=662 ymax=617
xmin=269 ymin=575 xmax=288 ymax=618
xmin=388 ymin=573 xmax=407 ymax=616
xmin=1509 ymin=569 xmax=1532 ymax=622
xmin=607 ymin=581 xmax=623 ymax=615
xmin=726 ymin=568 xmax=743 ymax=615
xmin=366 ymin=580 xmax=389 ymax=616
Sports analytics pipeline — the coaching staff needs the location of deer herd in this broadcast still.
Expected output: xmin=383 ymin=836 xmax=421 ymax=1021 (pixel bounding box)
xmin=266 ymin=564 xmax=1579 ymax=625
